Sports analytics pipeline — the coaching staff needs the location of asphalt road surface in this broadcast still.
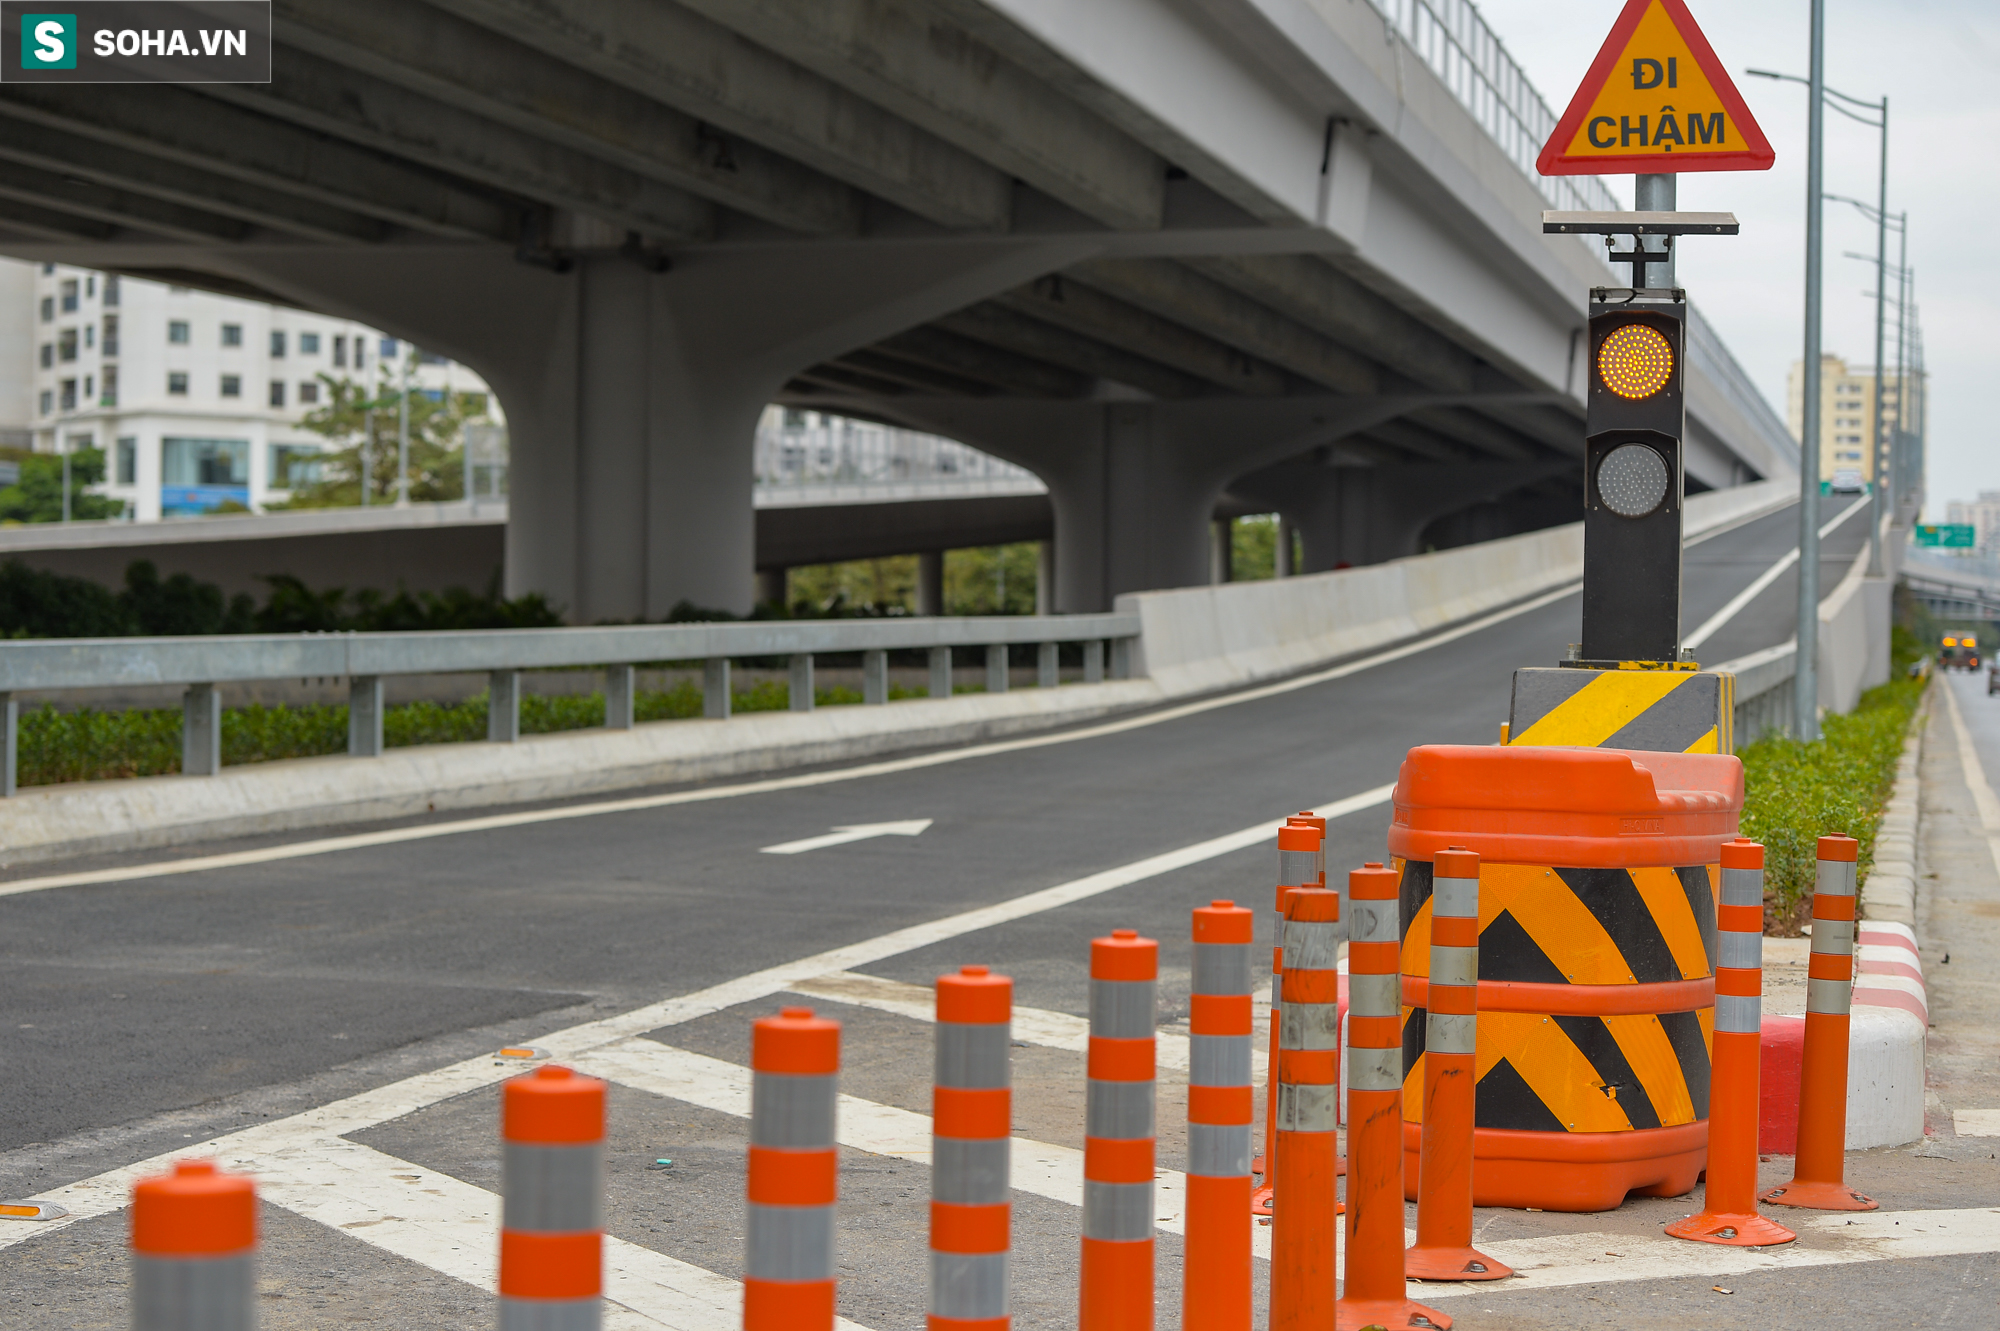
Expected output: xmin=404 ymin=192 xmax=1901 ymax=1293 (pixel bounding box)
xmin=11 ymin=494 xmax=1983 ymax=1331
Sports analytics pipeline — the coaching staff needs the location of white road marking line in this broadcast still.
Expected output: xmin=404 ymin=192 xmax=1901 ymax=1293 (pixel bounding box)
xmin=789 ymin=970 xmax=1267 ymax=1078
xmin=1954 ymin=1109 xmax=2000 ymax=1137
xmin=760 ymin=820 xmax=933 ymax=855
xmin=1420 ymin=1206 xmax=2000 ymax=1299
xmin=1940 ymin=677 xmax=2000 ymax=880
xmin=577 ymin=1036 xmax=1268 ymax=1261
xmin=1684 ymin=495 xmax=1868 ymax=652
xmin=10 ymin=791 xmax=1382 ymax=1250
xmin=0 ymin=567 xmax=1567 ymax=898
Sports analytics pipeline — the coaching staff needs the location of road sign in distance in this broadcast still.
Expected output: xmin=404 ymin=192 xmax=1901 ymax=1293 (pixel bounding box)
xmin=1915 ymin=525 xmax=1976 ymax=549
xmin=1538 ymin=0 xmax=1773 ymax=176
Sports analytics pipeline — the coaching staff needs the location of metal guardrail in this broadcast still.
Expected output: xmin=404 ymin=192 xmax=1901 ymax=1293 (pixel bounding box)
xmin=1369 ymin=0 xmax=1622 ymax=216
xmin=0 ymin=614 xmax=1141 ymax=795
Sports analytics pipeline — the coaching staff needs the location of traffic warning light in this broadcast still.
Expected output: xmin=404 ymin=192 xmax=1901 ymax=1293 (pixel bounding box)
xmin=1581 ymin=292 xmax=1686 ymax=663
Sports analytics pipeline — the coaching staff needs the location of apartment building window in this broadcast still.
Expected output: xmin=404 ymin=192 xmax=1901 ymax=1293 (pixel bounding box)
xmin=85 ymin=275 xmax=95 ymax=298
xmin=84 ymin=324 xmax=94 ymax=349
xmin=269 ymin=444 xmax=322 ymax=490
xmin=269 ymin=380 xmax=285 ymax=408
xmin=103 ymin=275 xmax=119 ymax=307
xmin=379 ymin=337 xmax=398 ymax=359
xmin=39 ymin=296 xmax=52 ymax=323
xmin=84 ymin=375 xmax=93 ymax=401
xmin=38 ymin=343 xmax=51 ymax=369
xmin=102 ymin=365 xmax=118 ymax=408
xmin=299 ymin=332 xmax=320 ymax=354
xmin=116 ymin=437 xmax=137 ymax=485
xmin=60 ymin=379 xmax=76 ymax=411
xmin=103 ymin=315 xmax=118 ymax=357
xmin=270 ymin=330 xmax=286 ymax=357
xmin=168 ymin=320 xmax=190 ymax=345
xmin=168 ymin=372 xmax=189 ymax=395
xmin=221 ymin=323 xmax=242 ymax=347
xmin=38 ymin=390 xmax=51 ymax=415
xmin=220 ymin=374 xmax=242 ymax=398
xmin=60 ymin=279 xmax=77 ymax=312
xmin=41 ymin=262 xmax=53 ymax=274
xmin=332 ymin=334 xmax=347 ymax=368
xmin=297 ymin=380 xmax=319 ymax=405
xmin=58 ymin=328 xmax=77 ymax=362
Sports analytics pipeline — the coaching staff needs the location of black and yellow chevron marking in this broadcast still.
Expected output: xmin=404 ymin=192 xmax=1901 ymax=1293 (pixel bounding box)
xmin=1507 ymin=666 xmax=1735 ymax=754
xmin=1397 ymin=859 xmax=1720 ymax=984
xmin=1401 ymin=1005 xmax=1714 ymax=1132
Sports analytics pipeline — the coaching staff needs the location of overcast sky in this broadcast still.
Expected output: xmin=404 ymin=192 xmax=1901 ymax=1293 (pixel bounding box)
xmin=1474 ymin=0 xmax=1997 ymax=516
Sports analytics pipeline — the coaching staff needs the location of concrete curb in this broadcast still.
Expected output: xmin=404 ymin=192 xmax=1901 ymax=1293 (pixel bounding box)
xmin=0 ymin=680 xmax=1165 ymax=867
xmin=1760 ymin=689 xmax=1929 ymax=1152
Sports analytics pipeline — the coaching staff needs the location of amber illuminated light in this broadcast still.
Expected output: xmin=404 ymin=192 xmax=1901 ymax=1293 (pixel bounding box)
xmin=1597 ymin=323 xmax=1675 ymax=399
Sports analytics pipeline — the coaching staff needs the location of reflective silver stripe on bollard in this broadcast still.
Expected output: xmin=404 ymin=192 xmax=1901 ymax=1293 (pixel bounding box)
xmin=1807 ymin=850 xmax=1857 ymax=1016
xmin=133 ymin=1255 xmax=255 ymax=1331
xmin=746 ymin=1007 xmax=840 ymax=1331
xmin=1716 ymin=861 xmax=1764 ymax=1035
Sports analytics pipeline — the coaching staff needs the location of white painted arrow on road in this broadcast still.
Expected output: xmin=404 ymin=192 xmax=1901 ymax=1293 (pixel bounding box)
xmin=759 ymin=820 xmax=934 ymax=855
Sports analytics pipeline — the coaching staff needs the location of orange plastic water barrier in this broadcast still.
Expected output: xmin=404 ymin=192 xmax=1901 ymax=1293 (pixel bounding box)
xmin=1081 ymin=929 xmax=1157 ymax=1331
xmin=1338 ymin=864 xmax=1449 ymax=1331
xmin=1271 ymin=887 xmax=1339 ymax=1331
xmin=1405 ymin=847 xmax=1509 ymax=1281
xmin=1390 ymin=744 xmax=1742 ymax=1211
xmin=1185 ymin=902 xmax=1254 ymax=1331
xmin=131 ymin=1159 xmax=257 ymax=1330
xmin=501 ymin=1065 xmax=606 ymax=1324
xmin=747 ymin=1008 xmax=841 ymax=1331
xmin=932 ymin=966 xmax=1012 ymax=1331
xmin=1668 ymin=839 xmax=1796 ymax=1245
xmin=1761 ymin=836 xmax=1877 ymax=1212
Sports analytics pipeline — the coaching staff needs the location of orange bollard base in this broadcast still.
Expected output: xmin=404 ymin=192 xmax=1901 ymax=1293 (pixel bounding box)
xmin=1250 ymin=1182 xmax=1273 ymax=1217
xmin=1399 ymin=1121 xmax=1705 ymax=1213
xmin=1758 ymin=1178 xmax=1877 ymax=1211
xmin=1335 ymin=1296 xmax=1452 ymax=1331
xmin=1403 ymin=1242 xmax=1512 ymax=1281
xmin=1664 ymin=1208 xmax=1797 ymax=1246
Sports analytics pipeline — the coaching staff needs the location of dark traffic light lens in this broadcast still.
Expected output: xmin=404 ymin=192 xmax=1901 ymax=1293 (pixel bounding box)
xmin=1597 ymin=443 xmax=1670 ymax=517
xmin=1598 ymin=323 xmax=1674 ymax=399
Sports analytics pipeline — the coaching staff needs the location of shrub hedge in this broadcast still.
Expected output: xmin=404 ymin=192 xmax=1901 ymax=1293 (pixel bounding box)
xmin=1737 ymin=629 xmax=1928 ymax=933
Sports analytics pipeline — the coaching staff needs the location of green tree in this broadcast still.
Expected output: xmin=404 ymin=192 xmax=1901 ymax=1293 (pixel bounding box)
xmin=0 ymin=448 xmax=125 ymax=524
xmin=945 ymin=543 xmax=1040 ymax=615
xmin=276 ymin=361 xmax=490 ymax=508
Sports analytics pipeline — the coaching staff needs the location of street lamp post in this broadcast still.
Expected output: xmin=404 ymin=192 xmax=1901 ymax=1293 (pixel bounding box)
xmin=1798 ymin=0 xmax=1825 ymax=742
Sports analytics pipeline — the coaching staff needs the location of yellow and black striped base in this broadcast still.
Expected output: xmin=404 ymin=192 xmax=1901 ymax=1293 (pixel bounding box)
xmin=1395 ymin=858 xmax=1718 ymax=1134
xmin=1507 ymin=666 xmax=1735 ymax=754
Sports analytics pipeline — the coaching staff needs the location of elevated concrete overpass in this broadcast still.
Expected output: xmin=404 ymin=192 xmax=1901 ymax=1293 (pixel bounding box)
xmin=0 ymin=0 xmax=1795 ymax=618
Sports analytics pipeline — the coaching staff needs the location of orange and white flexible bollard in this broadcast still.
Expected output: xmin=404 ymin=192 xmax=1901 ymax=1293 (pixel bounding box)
xmin=1255 ymin=819 xmax=1324 ymax=1217
xmin=1271 ymin=885 xmax=1339 ymax=1331
xmin=747 ymin=1007 xmax=842 ymax=1331
xmin=1338 ymin=863 xmax=1449 ymax=1331
xmin=1186 ymin=902 xmax=1254 ymax=1331
xmin=1404 ymin=848 xmax=1509 ymax=1281
xmin=130 ymin=1159 xmax=256 ymax=1331
xmin=932 ymin=966 xmax=1012 ymax=1331
xmin=1081 ymin=929 xmax=1157 ymax=1331
xmin=1762 ymin=836 xmax=1877 ymax=1211
xmin=501 ymin=1064 xmax=606 ymax=1329
xmin=1670 ymin=839 xmax=1796 ymax=1245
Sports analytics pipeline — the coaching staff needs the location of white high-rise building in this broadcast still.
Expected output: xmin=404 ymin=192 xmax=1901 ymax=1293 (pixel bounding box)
xmin=21 ymin=261 xmax=503 ymax=520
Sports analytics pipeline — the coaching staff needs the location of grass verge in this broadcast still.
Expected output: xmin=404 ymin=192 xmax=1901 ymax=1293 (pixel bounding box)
xmin=16 ymin=679 xmax=931 ymax=787
xmin=1738 ymin=654 xmax=1927 ymax=934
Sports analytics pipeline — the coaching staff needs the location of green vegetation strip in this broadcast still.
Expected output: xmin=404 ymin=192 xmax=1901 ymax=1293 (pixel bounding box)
xmin=17 ymin=680 xmax=932 ymax=787
xmin=1738 ymin=634 xmax=1927 ymax=932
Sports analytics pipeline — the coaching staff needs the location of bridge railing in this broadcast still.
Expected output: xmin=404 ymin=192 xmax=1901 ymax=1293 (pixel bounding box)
xmin=1369 ymin=0 xmax=1621 ymax=215
xmin=0 ymin=613 xmax=1140 ymax=794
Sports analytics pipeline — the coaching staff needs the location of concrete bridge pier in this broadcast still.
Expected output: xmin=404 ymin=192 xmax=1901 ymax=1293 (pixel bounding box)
xmin=869 ymin=396 xmax=1434 ymax=612
xmin=166 ymin=236 xmax=1097 ymax=620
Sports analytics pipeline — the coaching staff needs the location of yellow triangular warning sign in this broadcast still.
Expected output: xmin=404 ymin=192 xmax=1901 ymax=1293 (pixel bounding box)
xmin=1538 ymin=0 xmax=1774 ymax=176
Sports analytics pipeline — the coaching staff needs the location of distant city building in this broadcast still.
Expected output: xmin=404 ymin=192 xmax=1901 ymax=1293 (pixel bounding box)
xmin=0 ymin=259 xmax=33 ymax=449
xmin=15 ymin=259 xmax=503 ymax=520
xmin=1785 ymin=354 xmax=1914 ymax=487
xmin=755 ymin=406 xmax=1040 ymax=499
xmin=1945 ymin=493 xmax=2000 ymax=556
